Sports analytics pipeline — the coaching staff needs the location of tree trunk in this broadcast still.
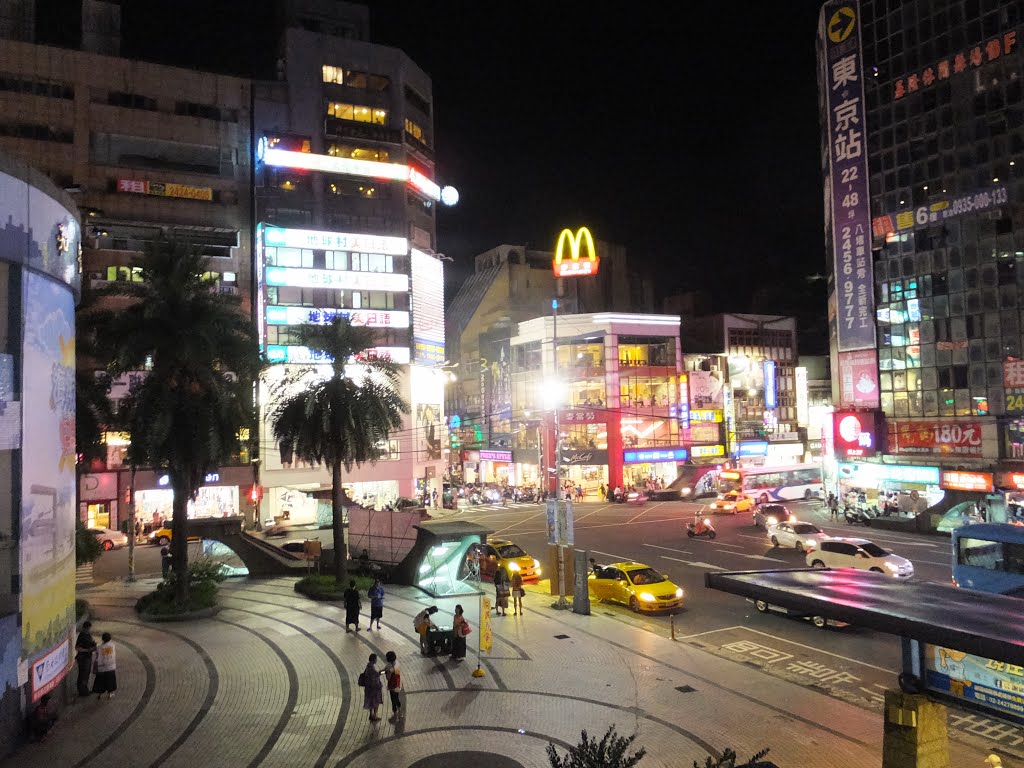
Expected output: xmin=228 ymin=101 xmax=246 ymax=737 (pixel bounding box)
xmin=332 ymin=457 xmax=347 ymax=584
xmin=170 ymin=473 xmax=191 ymax=604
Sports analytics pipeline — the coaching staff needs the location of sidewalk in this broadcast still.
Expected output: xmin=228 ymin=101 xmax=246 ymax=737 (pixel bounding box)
xmin=8 ymin=576 xmax=989 ymax=768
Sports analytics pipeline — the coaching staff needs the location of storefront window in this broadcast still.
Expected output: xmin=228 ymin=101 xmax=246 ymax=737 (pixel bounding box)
xmin=564 ymin=423 xmax=607 ymax=450
xmin=620 ymin=375 xmax=677 ymax=410
xmin=618 ymin=337 xmax=675 ymax=368
xmin=620 ymin=417 xmax=678 ymax=448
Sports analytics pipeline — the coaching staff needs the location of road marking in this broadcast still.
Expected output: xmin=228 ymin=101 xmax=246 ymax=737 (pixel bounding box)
xmin=738 ymin=533 xmax=771 ymax=542
xmin=591 ymin=549 xmax=632 ymax=563
xmin=678 ymin=625 xmax=746 ymax=639
xmin=660 ymin=555 xmax=725 ymax=570
xmin=642 ymin=543 xmax=691 ymax=555
xmin=727 ymin=627 xmax=897 ymax=674
xmin=689 ymin=538 xmax=744 ymax=548
xmin=624 ymin=501 xmax=666 ymax=524
xmin=728 ymin=553 xmax=788 ymax=563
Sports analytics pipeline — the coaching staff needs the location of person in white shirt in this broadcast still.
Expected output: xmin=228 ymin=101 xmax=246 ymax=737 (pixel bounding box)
xmin=93 ymin=632 xmax=117 ymax=699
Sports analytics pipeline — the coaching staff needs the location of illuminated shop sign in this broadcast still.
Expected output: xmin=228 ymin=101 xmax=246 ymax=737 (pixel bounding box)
xmin=678 ymin=374 xmax=690 ymax=431
xmin=411 ymin=249 xmax=445 ymax=364
xmin=414 ymin=338 xmax=445 ymax=364
xmin=837 ymin=462 xmax=940 ymax=485
xmin=266 ymin=345 xmax=411 ymax=365
xmin=833 ymin=411 xmax=881 ymax=458
xmin=738 ymin=441 xmax=768 ymax=457
xmin=691 ymin=445 xmax=725 ymax=458
xmin=939 ymin=470 xmax=993 ymax=493
xmin=562 ymin=449 xmax=609 ymax=465
xmin=263 ymin=226 xmax=408 ymax=255
xmin=887 ymin=419 xmax=985 ymax=458
xmin=623 ymin=448 xmax=687 ymax=464
xmin=892 ymin=31 xmax=1017 ymax=100
xmin=690 ymin=409 xmax=723 ymax=422
xmin=924 ymin=643 xmax=1024 ymax=724
xmin=265 ymin=266 xmax=409 ymax=292
xmin=479 ymin=450 xmax=512 ymax=462
xmin=871 ymin=186 xmax=1010 ymax=240
xmin=563 ymin=410 xmax=601 ymax=423
xmin=117 ymin=178 xmax=213 ymax=201
xmin=763 ymin=360 xmax=777 ymax=409
xmin=265 ymin=306 xmax=409 ymax=328
xmin=553 ymin=227 xmax=599 ymax=277
xmin=261 ymin=146 xmax=445 ymax=202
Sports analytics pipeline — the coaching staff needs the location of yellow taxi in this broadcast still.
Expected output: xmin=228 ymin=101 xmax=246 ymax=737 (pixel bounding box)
xmin=709 ymin=492 xmax=754 ymax=514
xmin=588 ymin=561 xmax=684 ymax=613
xmin=147 ymin=526 xmax=200 ymax=546
xmin=478 ymin=539 xmax=542 ymax=581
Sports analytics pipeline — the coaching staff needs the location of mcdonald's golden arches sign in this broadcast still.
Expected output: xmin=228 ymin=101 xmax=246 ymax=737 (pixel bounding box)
xmin=553 ymin=227 xmax=599 ymax=277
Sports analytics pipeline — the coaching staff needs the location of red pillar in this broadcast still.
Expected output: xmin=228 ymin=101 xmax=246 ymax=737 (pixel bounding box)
xmin=543 ymin=412 xmax=558 ymax=495
xmin=607 ymin=409 xmax=624 ymax=489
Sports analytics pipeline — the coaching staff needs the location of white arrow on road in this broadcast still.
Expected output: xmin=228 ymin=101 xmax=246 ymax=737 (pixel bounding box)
xmin=727 ymin=552 xmax=788 ymax=563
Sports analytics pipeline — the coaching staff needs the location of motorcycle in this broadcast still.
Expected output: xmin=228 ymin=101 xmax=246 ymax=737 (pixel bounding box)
xmin=843 ymin=506 xmax=875 ymax=526
xmin=687 ymin=517 xmax=717 ymax=539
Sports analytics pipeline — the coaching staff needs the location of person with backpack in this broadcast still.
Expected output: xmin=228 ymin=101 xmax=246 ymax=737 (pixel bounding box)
xmin=384 ymin=650 xmax=402 ymax=722
xmin=359 ymin=653 xmax=383 ymax=722
xmin=451 ymin=604 xmax=471 ymax=661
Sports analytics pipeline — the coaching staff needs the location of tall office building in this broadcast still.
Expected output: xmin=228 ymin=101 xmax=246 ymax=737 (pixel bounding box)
xmin=818 ymin=0 xmax=1023 ymax=518
xmin=254 ymin=0 xmax=453 ymax=519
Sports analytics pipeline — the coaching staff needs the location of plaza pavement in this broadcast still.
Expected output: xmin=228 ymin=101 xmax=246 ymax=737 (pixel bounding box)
xmin=7 ymin=575 xmax=993 ymax=768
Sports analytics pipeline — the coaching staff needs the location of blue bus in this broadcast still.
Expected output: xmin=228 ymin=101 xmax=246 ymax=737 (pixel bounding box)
xmin=951 ymin=523 xmax=1024 ymax=596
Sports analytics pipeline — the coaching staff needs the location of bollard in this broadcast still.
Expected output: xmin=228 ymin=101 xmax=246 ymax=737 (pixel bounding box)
xmin=670 ymin=614 xmax=677 ymax=641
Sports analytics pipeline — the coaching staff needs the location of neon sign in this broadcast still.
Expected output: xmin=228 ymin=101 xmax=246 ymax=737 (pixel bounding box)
xmin=553 ymin=227 xmax=599 ymax=277
xmin=263 ymin=226 xmax=407 ymax=255
xmin=266 ymin=345 xmax=411 ymax=365
xmin=265 ymin=266 xmax=409 ymax=292
xmin=265 ymin=306 xmax=409 ymax=328
xmin=623 ymin=448 xmax=687 ymax=464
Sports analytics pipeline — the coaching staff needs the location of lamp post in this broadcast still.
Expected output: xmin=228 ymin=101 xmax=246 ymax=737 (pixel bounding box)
xmin=551 ymin=296 xmax=569 ymax=610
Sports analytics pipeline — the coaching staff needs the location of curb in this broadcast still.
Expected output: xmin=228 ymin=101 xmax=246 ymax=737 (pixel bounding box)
xmin=137 ymin=604 xmax=223 ymax=623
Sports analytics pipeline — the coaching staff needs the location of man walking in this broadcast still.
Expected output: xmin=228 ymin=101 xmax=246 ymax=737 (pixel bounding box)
xmin=74 ymin=621 xmax=97 ymax=697
xmin=344 ymin=579 xmax=362 ymax=632
xmin=828 ymin=493 xmax=840 ymax=521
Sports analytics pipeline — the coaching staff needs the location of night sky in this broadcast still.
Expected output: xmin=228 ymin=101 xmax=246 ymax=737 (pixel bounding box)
xmin=42 ymin=0 xmax=830 ymax=350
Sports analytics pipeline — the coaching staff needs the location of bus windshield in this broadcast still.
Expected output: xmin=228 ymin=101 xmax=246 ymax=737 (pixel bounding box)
xmin=952 ymin=524 xmax=1024 ymax=595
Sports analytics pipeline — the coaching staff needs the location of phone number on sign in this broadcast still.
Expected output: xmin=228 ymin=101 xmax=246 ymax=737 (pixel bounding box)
xmin=942 ymin=187 xmax=1009 ymax=218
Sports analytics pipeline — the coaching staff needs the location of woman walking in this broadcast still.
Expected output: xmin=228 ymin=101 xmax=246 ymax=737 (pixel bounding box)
xmin=344 ymin=579 xmax=362 ymax=632
xmin=494 ymin=567 xmax=510 ymax=616
xmin=451 ymin=604 xmax=471 ymax=661
xmin=362 ymin=653 xmax=383 ymax=721
xmin=367 ymin=578 xmax=385 ymax=631
xmin=92 ymin=632 xmax=117 ymax=699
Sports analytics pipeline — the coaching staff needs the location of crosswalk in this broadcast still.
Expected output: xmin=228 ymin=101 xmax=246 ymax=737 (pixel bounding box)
xmin=449 ymin=501 xmax=541 ymax=512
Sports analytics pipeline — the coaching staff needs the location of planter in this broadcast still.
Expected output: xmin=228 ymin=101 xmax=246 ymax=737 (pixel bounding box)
xmin=138 ymin=604 xmax=223 ymax=623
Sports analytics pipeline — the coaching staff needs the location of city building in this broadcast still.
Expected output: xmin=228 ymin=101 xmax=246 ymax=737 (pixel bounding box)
xmin=480 ymin=312 xmax=684 ymax=496
xmin=817 ymin=0 xmax=1022 ymax=521
xmin=445 ymin=240 xmax=655 ymax=476
xmin=0 ymin=12 xmax=255 ymax=530
xmin=682 ymin=312 xmax=804 ymax=465
xmin=253 ymin=0 xmax=453 ymax=519
xmin=0 ymin=152 xmax=81 ymax=754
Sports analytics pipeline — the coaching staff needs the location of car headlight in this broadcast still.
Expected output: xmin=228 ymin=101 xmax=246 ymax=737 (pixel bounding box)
xmin=533 ymin=559 xmax=541 ymax=568
xmin=681 ymin=488 xmax=692 ymax=495
xmin=766 ymin=517 xmax=777 ymax=526
xmin=507 ymin=561 xmax=521 ymax=572
xmin=675 ymin=588 xmax=683 ymax=598
xmin=723 ymin=504 xmax=734 ymax=510
xmin=639 ymin=592 xmax=656 ymax=602
xmin=805 ymin=540 xmax=818 ymax=549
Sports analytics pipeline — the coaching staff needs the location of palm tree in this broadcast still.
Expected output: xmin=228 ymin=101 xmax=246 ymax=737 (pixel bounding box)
xmin=80 ymin=237 xmax=259 ymax=603
xmin=267 ymin=316 xmax=408 ymax=582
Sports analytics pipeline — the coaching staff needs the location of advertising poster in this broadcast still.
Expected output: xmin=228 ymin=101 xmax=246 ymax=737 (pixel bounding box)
xmin=925 ymin=644 xmax=1024 ymax=723
xmin=727 ymin=356 xmax=764 ymax=394
xmin=415 ymin=404 xmax=442 ymax=461
xmin=887 ymin=420 xmax=984 ymax=458
xmin=688 ymin=370 xmax=724 ymax=409
xmin=837 ymin=349 xmax=879 ymax=408
xmin=411 ymin=249 xmax=445 ymax=365
xmin=820 ymin=0 xmax=875 ymax=351
xmin=481 ymin=333 xmax=512 ymax=440
xmin=20 ymin=271 xmax=76 ymax=661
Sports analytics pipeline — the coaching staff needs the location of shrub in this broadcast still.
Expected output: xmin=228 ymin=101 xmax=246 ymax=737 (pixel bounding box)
xmin=548 ymin=726 xmax=646 ymax=768
xmin=295 ymin=574 xmax=374 ymax=600
xmin=76 ymin=520 xmax=103 ymax=566
xmin=75 ymin=599 xmax=89 ymax=621
xmin=136 ymin=558 xmax=226 ymax=616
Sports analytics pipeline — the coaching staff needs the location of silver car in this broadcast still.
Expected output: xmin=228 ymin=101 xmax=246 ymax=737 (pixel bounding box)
xmin=90 ymin=527 xmax=129 ymax=551
xmin=766 ymin=521 xmax=830 ymax=552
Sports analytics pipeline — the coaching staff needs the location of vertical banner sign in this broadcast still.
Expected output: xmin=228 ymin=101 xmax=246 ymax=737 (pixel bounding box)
xmin=763 ymin=360 xmax=777 ymax=409
xmin=821 ymin=1 xmax=875 ymax=352
xmin=546 ymin=499 xmax=558 ymax=545
xmin=480 ymin=597 xmax=493 ymax=652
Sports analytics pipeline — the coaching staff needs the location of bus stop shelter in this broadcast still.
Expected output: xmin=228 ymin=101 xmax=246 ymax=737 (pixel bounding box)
xmin=705 ymin=568 xmax=1024 ymax=767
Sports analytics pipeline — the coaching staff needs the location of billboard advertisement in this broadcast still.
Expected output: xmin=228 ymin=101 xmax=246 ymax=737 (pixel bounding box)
xmin=832 ymin=410 xmax=880 ymax=458
xmin=925 ymin=644 xmax=1024 ymax=724
xmin=820 ymin=0 xmax=875 ymax=351
xmin=411 ymin=249 xmax=445 ymax=365
xmin=871 ymin=185 xmax=1010 ymax=239
xmin=481 ymin=333 xmax=512 ymax=444
xmin=688 ymin=370 xmax=724 ymax=408
xmin=20 ymin=270 xmax=77 ymax=663
xmin=886 ymin=419 xmax=985 ymax=458
xmin=837 ymin=349 xmax=879 ymax=408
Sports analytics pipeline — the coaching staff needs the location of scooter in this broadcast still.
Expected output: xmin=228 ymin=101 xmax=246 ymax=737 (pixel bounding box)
xmin=687 ymin=517 xmax=717 ymax=539
xmin=843 ymin=506 xmax=874 ymax=526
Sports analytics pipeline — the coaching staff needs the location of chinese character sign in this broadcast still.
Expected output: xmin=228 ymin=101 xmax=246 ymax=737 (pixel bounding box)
xmin=820 ymin=1 xmax=875 ymax=352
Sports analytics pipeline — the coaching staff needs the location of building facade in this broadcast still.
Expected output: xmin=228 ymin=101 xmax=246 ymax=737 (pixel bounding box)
xmin=253 ymin=1 xmax=452 ymax=519
xmin=0 ymin=152 xmax=81 ymax=755
xmin=818 ymin=0 xmax=1023 ymax=520
xmin=0 ymin=28 xmax=255 ymax=530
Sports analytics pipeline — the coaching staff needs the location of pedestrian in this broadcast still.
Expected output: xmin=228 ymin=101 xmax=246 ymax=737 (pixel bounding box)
xmin=510 ymin=568 xmax=524 ymax=615
xmin=828 ymin=493 xmax=839 ymax=521
xmin=384 ymin=650 xmax=403 ymax=722
xmin=134 ymin=520 xmax=142 ymax=543
xmin=92 ymin=632 xmax=117 ymax=699
xmin=599 ymin=483 xmax=606 ymax=500
xmin=977 ymin=501 xmax=988 ymax=523
xmin=344 ymin=579 xmax=362 ymax=632
xmin=361 ymin=653 xmax=383 ymax=721
xmin=29 ymin=694 xmax=58 ymax=741
xmin=494 ymin=567 xmax=510 ymax=616
xmin=451 ymin=604 xmax=471 ymax=661
xmin=74 ymin=620 xmax=97 ymax=697
xmin=160 ymin=544 xmax=172 ymax=579
xmin=413 ymin=605 xmax=438 ymax=655
xmin=432 ymin=489 xmax=438 ymax=508
xmin=368 ymin=578 xmax=385 ymax=631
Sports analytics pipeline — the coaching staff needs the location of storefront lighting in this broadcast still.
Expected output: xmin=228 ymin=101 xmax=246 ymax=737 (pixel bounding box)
xmin=994 ymin=177 xmax=1000 ymax=183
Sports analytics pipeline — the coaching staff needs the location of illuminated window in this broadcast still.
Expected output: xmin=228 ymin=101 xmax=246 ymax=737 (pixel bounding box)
xmin=105 ymin=265 xmax=143 ymax=282
xmin=326 ymin=102 xmax=387 ymax=125
xmin=326 ymin=143 xmax=389 ymax=162
xmin=405 ymin=118 xmax=424 ymax=141
xmin=322 ymin=65 xmax=344 ymax=84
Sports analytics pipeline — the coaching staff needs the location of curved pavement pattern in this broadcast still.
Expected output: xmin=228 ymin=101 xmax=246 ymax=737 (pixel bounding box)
xmin=8 ymin=577 xmax=989 ymax=768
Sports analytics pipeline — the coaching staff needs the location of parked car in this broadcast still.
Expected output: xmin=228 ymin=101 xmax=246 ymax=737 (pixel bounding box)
xmin=807 ymin=537 xmax=914 ymax=578
xmin=752 ymin=503 xmax=794 ymax=529
xmin=709 ymin=493 xmax=754 ymax=514
xmin=90 ymin=527 xmax=128 ymax=551
xmin=147 ymin=526 xmax=200 ymax=546
xmin=767 ymin=521 xmax=830 ymax=552
xmin=749 ymin=598 xmax=848 ymax=629
xmin=588 ymin=561 xmax=684 ymax=613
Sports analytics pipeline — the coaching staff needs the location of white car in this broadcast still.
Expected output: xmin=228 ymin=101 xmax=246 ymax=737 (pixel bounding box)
xmin=90 ymin=527 xmax=128 ymax=551
xmin=806 ymin=537 xmax=914 ymax=579
xmin=767 ymin=521 xmax=830 ymax=553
